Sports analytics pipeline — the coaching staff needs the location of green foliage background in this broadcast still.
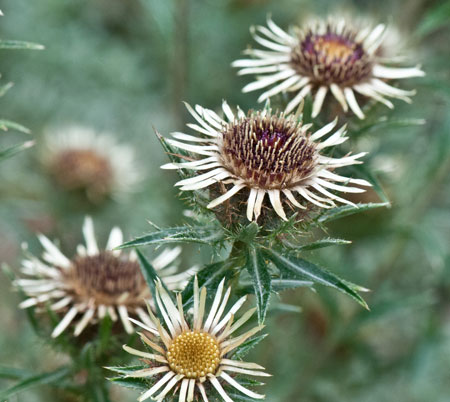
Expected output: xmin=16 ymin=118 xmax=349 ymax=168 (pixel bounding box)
xmin=1 ymin=0 xmax=449 ymax=401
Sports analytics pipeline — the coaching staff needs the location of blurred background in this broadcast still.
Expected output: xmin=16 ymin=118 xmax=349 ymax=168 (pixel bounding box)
xmin=0 ymin=0 xmax=449 ymax=401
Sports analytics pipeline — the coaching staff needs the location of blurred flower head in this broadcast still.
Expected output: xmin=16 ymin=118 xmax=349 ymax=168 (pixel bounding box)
xmin=42 ymin=126 xmax=140 ymax=202
xmin=233 ymin=16 xmax=425 ymax=118
xmin=162 ymin=102 xmax=370 ymax=222
xmin=120 ymin=277 xmax=269 ymax=402
xmin=15 ymin=217 xmax=193 ymax=338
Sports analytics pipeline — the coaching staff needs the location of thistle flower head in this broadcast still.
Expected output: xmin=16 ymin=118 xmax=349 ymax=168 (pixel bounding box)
xmin=15 ymin=217 xmax=193 ymax=338
xmin=121 ymin=277 xmax=269 ymax=402
xmin=43 ymin=126 xmax=140 ymax=202
xmin=232 ymin=16 xmax=425 ymax=118
xmin=162 ymin=102 xmax=370 ymax=222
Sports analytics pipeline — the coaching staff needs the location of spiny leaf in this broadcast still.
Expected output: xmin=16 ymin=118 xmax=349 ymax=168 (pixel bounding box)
xmin=270 ymin=279 xmax=314 ymax=291
xmin=317 ymin=202 xmax=389 ymax=223
xmin=0 ymin=366 xmax=72 ymax=399
xmin=136 ymin=249 xmax=174 ymax=321
xmin=245 ymin=245 xmax=271 ymax=324
xmin=182 ymin=260 xmax=236 ymax=308
xmin=118 ymin=226 xmax=224 ymax=249
xmin=232 ymin=334 xmax=268 ymax=360
xmin=262 ymin=248 xmax=368 ymax=309
xmin=0 ymin=140 xmax=34 ymax=162
xmin=0 ymin=119 xmax=31 ymax=134
xmin=105 ymin=365 xmax=148 ymax=376
xmin=0 ymin=39 xmax=44 ymax=50
xmin=286 ymin=238 xmax=351 ymax=251
xmin=108 ymin=377 xmax=149 ymax=391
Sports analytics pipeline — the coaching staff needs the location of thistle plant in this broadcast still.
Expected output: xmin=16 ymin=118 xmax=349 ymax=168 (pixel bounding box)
xmin=2 ymin=3 xmax=446 ymax=402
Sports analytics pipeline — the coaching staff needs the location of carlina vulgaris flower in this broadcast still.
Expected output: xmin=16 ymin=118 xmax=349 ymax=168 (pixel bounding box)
xmin=14 ymin=217 xmax=195 ymax=338
xmin=42 ymin=125 xmax=140 ymax=202
xmin=120 ymin=277 xmax=270 ymax=402
xmin=232 ymin=16 xmax=425 ymax=119
xmin=161 ymin=101 xmax=371 ymax=222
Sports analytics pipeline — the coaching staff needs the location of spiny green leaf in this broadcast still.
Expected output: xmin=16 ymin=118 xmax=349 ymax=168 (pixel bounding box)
xmin=270 ymin=279 xmax=314 ymax=291
xmin=245 ymin=245 xmax=271 ymax=324
xmin=232 ymin=334 xmax=268 ymax=360
xmin=0 ymin=140 xmax=34 ymax=162
xmin=354 ymin=117 xmax=426 ymax=136
xmin=0 ymin=39 xmax=44 ymax=50
xmin=262 ymin=248 xmax=368 ymax=309
xmin=105 ymin=365 xmax=148 ymax=375
xmin=0 ymin=366 xmax=72 ymax=399
xmin=108 ymin=376 xmax=149 ymax=391
xmin=290 ymin=238 xmax=351 ymax=251
xmin=182 ymin=260 xmax=236 ymax=308
xmin=118 ymin=226 xmax=224 ymax=249
xmin=136 ymin=249 xmax=173 ymax=321
xmin=0 ymin=119 xmax=31 ymax=134
xmin=317 ymin=202 xmax=389 ymax=223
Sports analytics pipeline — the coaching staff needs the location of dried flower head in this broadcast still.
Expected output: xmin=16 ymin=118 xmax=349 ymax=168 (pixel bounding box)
xmin=121 ymin=278 xmax=269 ymax=402
xmin=162 ymin=102 xmax=370 ymax=221
xmin=43 ymin=126 xmax=139 ymax=201
xmin=15 ymin=217 xmax=193 ymax=338
xmin=232 ymin=16 xmax=424 ymax=118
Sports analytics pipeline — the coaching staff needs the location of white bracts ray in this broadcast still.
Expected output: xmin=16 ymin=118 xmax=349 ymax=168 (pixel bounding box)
xmin=231 ymin=55 xmax=291 ymax=68
xmin=371 ymin=78 xmax=416 ymax=99
xmin=197 ymin=383 xmax=209 ymax=402
xmin=296 ymin=187 xmax=334 ymax=209
xmin=50 ymin=296 xmax=73 ymax=311
xmin=317 ymin=169 xmax=371 ymax=186
xmin=213 ymin=296 xmax=248 ymax=336
xmin=106 ymin=227 xmax=123 ymax=252
xmin=154 ymin=374 xmax=184 ymax=400
xmin=138 ymin=371 xmax=175 ymax=402
xmin=161 ymin=156 xmax=219 ymax=170
xmin=309 ymin=118 xmax=338 ymax=141
xmin=315 ymin=125 xmax=347 ymax=150
xmin=353 ymin=84 xmax=395 ymax=108
xmin=37 ymin=235 xmax=71 ymax=269
xmin=344 ymin=88 xmax=365 ymax=119
xmin=107 ymin=306 xmax=118 ymax=321
xmin=220 ymin=372 xmax=265 ymax=399
xmin=203 ymin=278 xmax=225 ymax=331
xmin=312 ymin=86 xmax=328 ymax=118
xmin=221 ymin=101 xmax=235 ymax=122
xmin=128 ymin=317 xmax=158 ymax=335
xmin=314 ymin=177 xmax=365 ymax=193
xmin=51 ymin=306 xmax=78 ymax=338
xmin=186 ymin=123 xmax=218 ymax=137
xmin=127 ymin=366 xmax=170 ymax=378
xmin=285 ymin=84 xmax=312 ymax=114
xmin=372 ymin=64 xmax=425 ymax=79
xmin=74 ymin=308 xmax=95 ymax=336
xmin=187 ymin=379 xmax=195 ymax=402
xmin=246 ymin=188 xmax=258 ymax=221
xmin=330 ymin=83 xmax=348 ymax=112
xmin=172 ymin=132 xmax=217 ymax=143
xmin=184 ymin=102 xmax=220 ymax=136
xmin=268 ymin=189 xmax=287 ymax=220
xmin=180 ymin=171 xmax=231 ymax=191
xmin=221 ymin=365 xmax=271 ymax=377
xmin=118 ymin=305 xmax=134 ymax=334
xmin=179 ymin=379 xmax=189 ymax=402
xmin=83 ymin=217 xmax=99 ymax=256
xmin=250 ymin=28 xmax=292 ymax=52
xmin=257 ymin=74 xmax=301 ymax=102
xmin=208 ymin=375 xmax=233 ymax=402
xmin=221 ymin=359 xmax=266 ymax=370
xmin=167 ymin=139 xmax=218 ymax=156
xmin=207 ymin=183 xmax=245 ymax=209
xmin=237 ymin=64 xmax=289 ymax=75
xmin=152 ymin=247 xmax=182 ymax=270
xmin=242 ymin=69 xmax=296 ymax=92
xmin=123 ymin=345 xmax=167 ymax=363
xmin=311 ymin=183 xmax=356 ymax=207
xmin=176 ymin=168 xmax=227 ymax=187
xmin=282 ymin=189 xmax=306 ymax=209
